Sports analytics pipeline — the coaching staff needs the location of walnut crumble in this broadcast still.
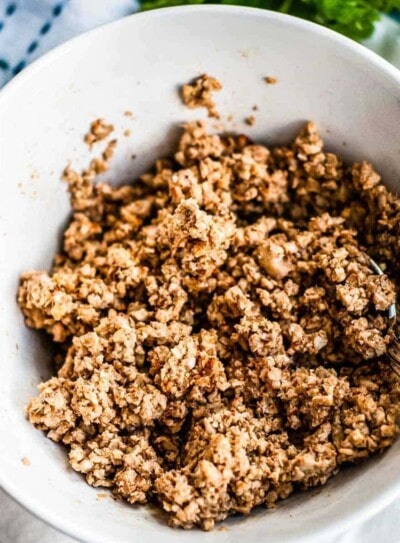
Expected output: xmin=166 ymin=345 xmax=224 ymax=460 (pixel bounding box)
xmin=181 ymin=74 xmax=222 ymax=118
xmin=245 ymin=115 xmax=256 ymax=126
xmin=84 ymin=118 xmax=114 ymax=148
xmin=19 ymin=121 xmax=400 ymax=530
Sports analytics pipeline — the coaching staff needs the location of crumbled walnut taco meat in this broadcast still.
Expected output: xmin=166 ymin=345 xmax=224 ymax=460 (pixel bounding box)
xmin=19 ymin=120 xmax=400 ymax=530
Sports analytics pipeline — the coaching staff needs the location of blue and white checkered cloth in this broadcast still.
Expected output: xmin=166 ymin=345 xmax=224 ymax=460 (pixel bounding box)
xmin=0 ymin=0 xmax=138 ymax=86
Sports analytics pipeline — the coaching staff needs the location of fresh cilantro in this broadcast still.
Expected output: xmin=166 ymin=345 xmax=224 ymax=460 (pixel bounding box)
xmin=140 ymin=0 xmax=400 ymax=41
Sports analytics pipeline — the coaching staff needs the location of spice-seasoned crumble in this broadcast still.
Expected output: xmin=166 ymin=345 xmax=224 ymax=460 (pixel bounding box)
xmin=19 ymin=118 xmax=400 ymax=530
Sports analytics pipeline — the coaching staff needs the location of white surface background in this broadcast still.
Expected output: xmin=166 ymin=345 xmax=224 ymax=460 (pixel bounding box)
xmin=1 ymin=5 xmax=400 ymax=543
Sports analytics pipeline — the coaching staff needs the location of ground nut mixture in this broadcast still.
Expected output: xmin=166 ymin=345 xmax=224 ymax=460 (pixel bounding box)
xmin=181 ymin=74 xmax=222 ymax=118
xmin=84 ymin=118 xmax=114 ymax=148
xmin=18 ymin=120 xmax=400 ymax=530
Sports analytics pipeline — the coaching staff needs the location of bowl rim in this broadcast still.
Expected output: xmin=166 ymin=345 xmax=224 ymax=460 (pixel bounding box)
xmin=2 ymin=5 xmax=400 ymax=542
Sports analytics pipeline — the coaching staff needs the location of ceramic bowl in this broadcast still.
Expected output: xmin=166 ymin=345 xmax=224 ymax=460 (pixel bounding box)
xmin=1 ymin=6 xmax=400 ymax=543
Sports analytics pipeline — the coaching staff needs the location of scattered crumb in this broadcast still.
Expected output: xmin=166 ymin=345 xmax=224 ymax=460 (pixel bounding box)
xmin=63 ymin=138 xmax=117 ymax=192
xmin=21 ymin=457 xmax=31 ymax=466
xmin=181 ymin=74 xmax=222 ymax=118
xmin=245 ymin=115 xmax=255 ymax=126
xmin=226 ymin=114 xmax=233 ymax=122
xmin=96 ymin=493 xmax=109 ymax=500
xmin=252 ymin=105 xmax=258 ymax=111
xmin=89 ymin=158 xmax=108 ymax=175
xmin=124 ymin=111 xmax=134 ymax=118
xmin=131 ymin=154 xmax=137 ymax=160
xmin=264 ymin=76 xmax=277 ymax=84
xmin=84 ymin=119 xmax=114 ymax=148
xmin=102 ymin=139 xmax=117 ymax=162
xmin=123 ymin=129 xmax=131 ymax=137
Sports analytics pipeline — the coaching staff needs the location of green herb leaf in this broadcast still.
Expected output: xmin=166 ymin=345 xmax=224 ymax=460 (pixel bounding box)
xmin=139 ymin=0 xmax=400 ymax=41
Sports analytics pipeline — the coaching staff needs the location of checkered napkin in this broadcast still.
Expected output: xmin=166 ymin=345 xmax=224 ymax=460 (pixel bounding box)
xmin=0 ymin=0 xmax=138 ymax=87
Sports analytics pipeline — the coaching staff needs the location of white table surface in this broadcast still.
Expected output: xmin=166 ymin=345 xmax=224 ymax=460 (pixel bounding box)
xmin=2 ymin=13 xmax=400 ymax=543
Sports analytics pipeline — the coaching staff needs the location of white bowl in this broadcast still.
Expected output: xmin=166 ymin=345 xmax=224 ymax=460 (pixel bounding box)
xmin=1 ymin=6 xmax=400 ymax=543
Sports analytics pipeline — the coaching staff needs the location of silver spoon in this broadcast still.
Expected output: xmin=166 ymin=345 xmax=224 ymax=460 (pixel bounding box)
xmin=369 ymin=257 xmax=400 ymax=376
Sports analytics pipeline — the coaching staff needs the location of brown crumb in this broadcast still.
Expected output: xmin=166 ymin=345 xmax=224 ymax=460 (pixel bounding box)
xmin=19 ymin=119 xmax=400 ymax=531
xmin=181 ymin=74 xmax=222 ymax=118
xmin=102 ymin=139 xmax=117 ymax=162
xmin=21 ymin=457 xmax=31 ymax=466
xmin=124 ymin=111 xmax=134 ymax=118
xmin=252 ymin=105 xmax=259 ymax=111
xmin=245 ymin=115 xmax=255 ymax=126
xmin=264 ymin=76 xmax=277 ymax=84
xmin=123 ymin=129 xmax=132 ymax=137
xmin=96 ymin=493 xmax=109 ymax=500
xmin=84 ymin=119 xmax=114 ymax=148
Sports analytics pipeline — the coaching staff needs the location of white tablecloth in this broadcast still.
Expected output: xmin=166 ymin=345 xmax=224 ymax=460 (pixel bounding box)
xmin=1 ymin=4 xmax=400 ymax=542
